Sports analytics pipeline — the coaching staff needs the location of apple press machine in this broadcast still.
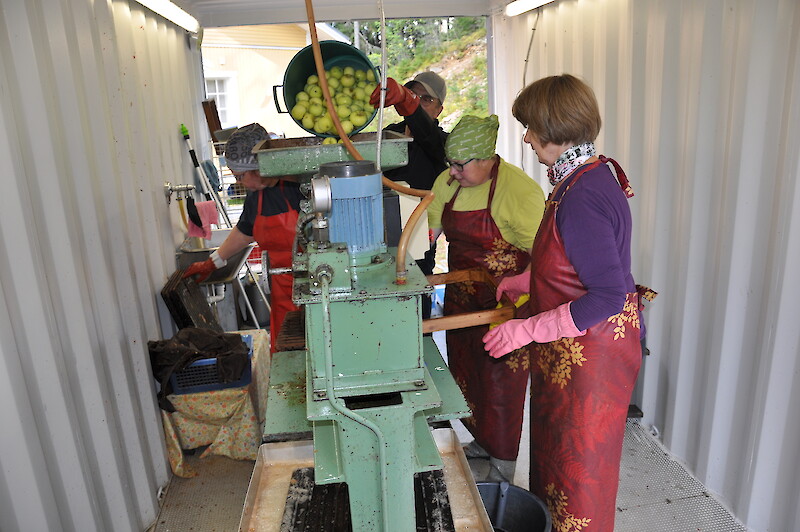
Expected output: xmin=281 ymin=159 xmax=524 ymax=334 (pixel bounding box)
xmin=242 ymin=151 xmax=513 ymax=531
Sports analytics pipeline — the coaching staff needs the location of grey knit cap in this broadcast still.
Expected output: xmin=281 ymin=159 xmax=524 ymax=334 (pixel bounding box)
xmin=225 ymin=123 xmax=268 ymax=172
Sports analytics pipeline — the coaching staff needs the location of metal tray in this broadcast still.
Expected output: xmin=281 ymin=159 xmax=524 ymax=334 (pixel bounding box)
xmin=255 ymin=130 xmax=411 ymax=177
xmin=238 ymin=428 xmax=493 ymax=532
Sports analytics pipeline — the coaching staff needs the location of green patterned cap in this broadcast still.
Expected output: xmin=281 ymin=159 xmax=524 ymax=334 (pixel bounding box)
xmin=445 ymin=114 xmax=499 ymax=161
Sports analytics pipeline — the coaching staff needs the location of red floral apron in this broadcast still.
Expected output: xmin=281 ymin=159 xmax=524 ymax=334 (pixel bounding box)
xmin=528 ymin=158 xmax=641 ymax=532
xmin=442 ymin=158 xmax=531 ymax=460
xmin=253 ymin=183 xmax=299 ymax=353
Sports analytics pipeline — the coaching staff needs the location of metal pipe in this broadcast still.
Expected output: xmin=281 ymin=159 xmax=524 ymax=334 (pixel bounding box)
xmin=319 ymin=269 xmax=390 ymax=532
xmin=396 ymin=192 xmax=435 ymax=284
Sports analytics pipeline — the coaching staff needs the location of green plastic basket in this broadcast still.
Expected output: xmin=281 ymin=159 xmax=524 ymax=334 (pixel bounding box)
xmin=273 ymin=41 xmax=379 ymax=137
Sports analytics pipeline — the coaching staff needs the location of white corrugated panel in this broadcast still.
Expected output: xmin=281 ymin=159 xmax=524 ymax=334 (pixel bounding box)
xmin=490 ymin=1 xmax=799 ymax=531
xmin=0 ymin=0 xmax=208 ymax=530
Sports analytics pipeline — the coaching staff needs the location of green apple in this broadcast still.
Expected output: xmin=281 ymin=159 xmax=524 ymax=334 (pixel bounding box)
xmin=308 ymin=96 xmax=322 ymax=106
xmin=340 ymin=75 xmax=355 ymax=88
xmin=335 ymin=94 xmax=352 ymax=106
xmin=329 ymin=66 xmax=343 ymax=79
xmin=355 ymin=69 xmax=366 ymax=81
xmin=340 ymin=120 xmax=354 ymax=135
xmin=307 ymin=74 xmax=319 ymax=85
xmin=350 ymin=111 xmax=367 ymax=128
xmin=291 ymin=103 xmax=308 ymax=120
xmin=366 ymin=69 xmax=375 ymax=82
xmin=308 ymin=102 xmax=324 ymax=117
xmin=307 ymin=85 xmax=322 ymax=99
xmin=336 ymin=105 xmax=351 ymax=119
xmin=295 ymin=91 xmax=310 ymax=102
xmin=322 ymin=137 xmax=338 ymax=145
xmin=353 ymin=87 xmax=366 ymax=101
xmin=327 ymin=77 xmax=340 ymax=91
xmin=315 ymin=115 xmax=333 ymax=133
xmin=343 ymin=66 xmax=355 ymax=77
xmin=350 ymin=102 xmax=363 ymax=112
xmin=302 ymin=114 xmax=315 ymax=130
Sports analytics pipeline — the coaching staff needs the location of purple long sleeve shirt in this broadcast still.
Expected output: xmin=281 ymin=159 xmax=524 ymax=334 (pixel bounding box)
xmin=555 ymin=163 xmax=637 ymax=332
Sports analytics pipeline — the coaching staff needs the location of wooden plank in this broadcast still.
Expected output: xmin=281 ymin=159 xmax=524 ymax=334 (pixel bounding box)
xmin=422 ymin=268 xmax=517 ymax=333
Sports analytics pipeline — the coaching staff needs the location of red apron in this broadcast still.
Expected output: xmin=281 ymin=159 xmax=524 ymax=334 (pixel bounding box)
xmin=528 ymin=158 xmax=641 ymax=532
xmin=252 ymin=183 xmax=299 ymax=353
xmin=441 ymin=158 xmax=531 ymax=460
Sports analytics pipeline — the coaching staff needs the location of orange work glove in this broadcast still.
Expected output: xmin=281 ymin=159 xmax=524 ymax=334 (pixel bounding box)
xmin=369 ymin=77 xmax=420 ymax=117
xmin=182 ymin=250 xmax=226 ymax=283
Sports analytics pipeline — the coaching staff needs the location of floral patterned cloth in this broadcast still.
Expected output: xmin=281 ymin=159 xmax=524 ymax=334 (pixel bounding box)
xmin=547 ymin=142 xmax=596 ymax=186
xmin=161 ymin=329 xmax=269 ymax=478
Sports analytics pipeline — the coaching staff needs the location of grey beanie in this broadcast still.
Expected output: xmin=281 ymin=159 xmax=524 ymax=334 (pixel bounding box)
xmin=225 ymin=123 xmax=268 ymax=173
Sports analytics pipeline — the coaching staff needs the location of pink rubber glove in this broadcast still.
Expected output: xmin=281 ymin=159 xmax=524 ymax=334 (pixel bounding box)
xmin=495 ymin=272 xmax=530 ymax=304
xmin=482 ymin=302 xmax=586 ymax=358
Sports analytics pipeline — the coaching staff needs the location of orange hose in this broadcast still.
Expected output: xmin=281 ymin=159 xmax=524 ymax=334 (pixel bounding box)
xmin=395 ymin=192 xmax=435 ymax=284
xmin=304 ymin=0 xmax=430 ymax=199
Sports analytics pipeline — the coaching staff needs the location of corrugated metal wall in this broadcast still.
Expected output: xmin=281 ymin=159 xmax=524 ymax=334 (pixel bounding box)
xmin=0 ymin=0 xmax=208 ymax=530
xmin=489 ymin=1 xmax=800 ymax=531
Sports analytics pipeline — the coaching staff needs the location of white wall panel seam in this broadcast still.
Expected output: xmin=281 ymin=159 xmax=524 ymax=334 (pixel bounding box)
xmin=2 ymin=0 xmax=106 ymax=529
xmin=97 ymin=0 xmax=172 ymax=495
xmin=39 ymin=0 xmax=137 ymax=528
xmin=0 ymin=27 xmax=61 ymax=529
xmin=737 ymin=1 xmax=800 ymax=527
xmin=93 ymin=0 xmax=169 ymax=491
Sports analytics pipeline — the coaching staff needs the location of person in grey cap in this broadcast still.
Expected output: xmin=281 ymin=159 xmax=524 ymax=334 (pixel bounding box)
xmin=369 ymin=71 xmax=450 ymax=318
xmin=370 ymin=71 xmax=449 ymax=191
xmin=183 ymin=123 xmax=304 ymax=353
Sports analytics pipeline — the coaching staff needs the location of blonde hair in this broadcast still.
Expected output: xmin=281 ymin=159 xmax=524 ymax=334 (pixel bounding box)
xmin=512 ymin=74 xmax=601 ymax=145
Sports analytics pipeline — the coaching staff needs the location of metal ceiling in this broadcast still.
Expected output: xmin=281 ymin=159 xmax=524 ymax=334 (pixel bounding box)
xmin=171 ymin=0 xmax=498 ymax=27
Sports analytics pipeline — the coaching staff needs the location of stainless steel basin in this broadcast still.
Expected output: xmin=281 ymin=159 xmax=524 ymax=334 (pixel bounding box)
xmin=175 ymin=228 xmax=255 ymax=284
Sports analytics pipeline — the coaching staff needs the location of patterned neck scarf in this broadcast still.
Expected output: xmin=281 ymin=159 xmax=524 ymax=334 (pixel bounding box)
xmin=547 ymin=142 xmax=596 ymax=186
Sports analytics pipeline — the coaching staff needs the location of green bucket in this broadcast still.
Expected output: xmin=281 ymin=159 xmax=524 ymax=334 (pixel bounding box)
xmin=274 ymin=41 xmax=380 ymax=137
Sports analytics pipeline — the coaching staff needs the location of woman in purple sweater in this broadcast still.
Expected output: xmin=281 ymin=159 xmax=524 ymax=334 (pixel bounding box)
xmin=483 ymin=74 xmax=653 ymax=532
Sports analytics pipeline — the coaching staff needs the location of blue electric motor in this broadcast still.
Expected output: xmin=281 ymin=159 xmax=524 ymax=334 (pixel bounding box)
xmin=314 ymin=161 xmax=385 ymax=265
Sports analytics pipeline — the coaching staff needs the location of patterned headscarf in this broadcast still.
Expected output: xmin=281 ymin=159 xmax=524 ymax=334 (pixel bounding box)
xmin=225 ymin=123 xmax=268 ymax=173
xmin=445 ymin=114 xmax=499 ymax=161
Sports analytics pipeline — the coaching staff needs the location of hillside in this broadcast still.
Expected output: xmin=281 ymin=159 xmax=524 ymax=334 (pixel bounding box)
xmin=359 ymin=27 xmax=488 ymax=132
xmin=428 ymin=38 xmax=488 ymax=130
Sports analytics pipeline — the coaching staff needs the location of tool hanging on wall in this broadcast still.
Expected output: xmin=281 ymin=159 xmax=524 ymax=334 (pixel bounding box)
xmin=180 ymin=123 xmax=231 ymax=228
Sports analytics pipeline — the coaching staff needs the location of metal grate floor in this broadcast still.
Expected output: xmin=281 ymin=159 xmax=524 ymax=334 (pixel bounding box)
xmin=615 ymin=420 xmax=747 ymax=532
xmin=152 ymin=452 xmax=255 ymax=532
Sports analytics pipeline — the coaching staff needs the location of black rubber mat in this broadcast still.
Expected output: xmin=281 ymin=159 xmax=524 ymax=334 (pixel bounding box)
xmin=161 ymin=269 xmax=223 ymax=332
xmin=280 ymin=467 xmax=456 ymax=532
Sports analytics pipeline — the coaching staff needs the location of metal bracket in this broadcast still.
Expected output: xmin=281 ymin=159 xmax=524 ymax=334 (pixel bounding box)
xmin=164 ymin=181 xmax=195 ymax=205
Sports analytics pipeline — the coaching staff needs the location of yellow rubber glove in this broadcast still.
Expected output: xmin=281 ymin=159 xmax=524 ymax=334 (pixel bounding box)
xmin=489 ymin=293 xmax=530 ymax=330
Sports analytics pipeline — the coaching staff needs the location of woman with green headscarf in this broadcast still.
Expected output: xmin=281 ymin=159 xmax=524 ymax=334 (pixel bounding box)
xmin=427 ymin=114 xmax=545 ymax=482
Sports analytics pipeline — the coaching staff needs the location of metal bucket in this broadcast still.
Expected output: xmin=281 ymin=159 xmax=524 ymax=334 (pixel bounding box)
xmin=477 ymin=482 xmax=552 ymax=532
xmin=273 ymin=40 xmax=379 ymax=137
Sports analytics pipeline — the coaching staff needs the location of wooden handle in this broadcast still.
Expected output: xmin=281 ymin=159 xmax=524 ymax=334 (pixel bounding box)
xmin=422 ymin=268 xmax=517 ymax=334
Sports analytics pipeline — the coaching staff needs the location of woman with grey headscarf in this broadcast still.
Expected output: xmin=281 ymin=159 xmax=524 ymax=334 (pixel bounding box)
xmin=427 ymin=114 xmax=545 ymax=482
xmin=183 ymin=123 xmax=304 ymax=353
